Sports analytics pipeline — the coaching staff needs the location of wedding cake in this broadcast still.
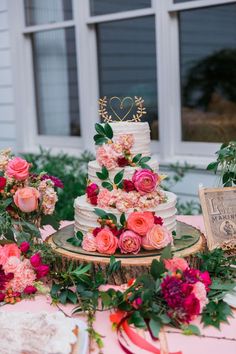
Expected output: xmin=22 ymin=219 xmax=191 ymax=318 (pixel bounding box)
xmin=74 ymin=98 xmax=177 ymax=256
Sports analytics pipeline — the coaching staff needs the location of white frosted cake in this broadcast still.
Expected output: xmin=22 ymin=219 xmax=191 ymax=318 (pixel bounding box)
xmin=74 ymin=121 xmax=177 ymax=255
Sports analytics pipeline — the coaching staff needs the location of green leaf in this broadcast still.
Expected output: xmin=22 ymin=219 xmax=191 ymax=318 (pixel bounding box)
xmin=139 ymin=156 xmax=151 ymax=164
xmin=71 ymin=263 xmax=91 ymax=277
xmin=50 ymin=283 xmax=62 ymax=297
xmin=182 ymin=324 xmax=201 ymax=336
xmin=96 ymin=166 xmax=109 ymax=180
xmin=4 ymin=228 xmax=15 ymax=242
xmin=108 ymin=255 xmax=121 ymax=274
xmin=120 ymin=213 xmax=126 ymax=226
xmin=201 ymin=300 xmax=233 ymax=328
xmin=67 ymin=231 xmax=83 ymax=247
xmin=149 ymin=319 xmax=161 ymax=338
xmin=59 ymin=289 xmax=68 ymax=304
xmin=160 ymin=244 xmax=172 ymax=260
xmin=101 ymin=181 xmax=113 ymax=191
xmin=100 ymin=292 xmax=112 ymax=308
xmin=104 ymin=123 xmax=113 ymax=139
xmin=140 ymin=163 xmax=152 ymax=170
xmin=114 ymin=169 xmax=124 ymax=185
xmin=132 ymin=153 xmax=142 ymax=163
xmin=41 ymin=215 xmax=60 ymax=230
xmin=95 ymin=123 xmax=105 ymax=136
xmin=129 ymin=311 xmax=146 ymax=328
xmin=94 ymin=137 xmax=108 ymax=146
xmin=150 ymin=259 xmax=165 ymax=280
xmin=107 ymin=213 xmax=117 ymax=224
xmin=206 ymin=161 xmax=218 ymax=173
xmin=94 ymin=208 xmax=107 ymax=218
xmin=67 ymin=290 xmax=78 ymax=304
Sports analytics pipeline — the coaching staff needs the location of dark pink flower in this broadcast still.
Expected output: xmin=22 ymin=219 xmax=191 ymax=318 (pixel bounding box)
xmin=0 ymin=292 xmax=5 ymax=302
xmin=183 ymin=294 xmax=200 ymax=320
xmin=154 ymin=216 xmax=163 ymax=225
xmin=0 ymin=177 xmax=6 ymax=189
xmin=93 ymin=227 xmax=103 ymax=237
xmin=117 ymin=157 xmax=129 ymax=167
xmin=30 ymin=253 xmax=42 ymax=268
xmin=41 ymin=175 xmax=64 ymax=188
xmin=36 ymin=264 xmax=50 ymax=279
xmin=132 ymin=169 xmax=158 ymax=195
xmin=19 ymin=241 xmax=30 ymax=253
xmin=123 ymin=179 xmax=136 ymax=192
xmin=89 ymin=195 xmax=98 ymax=206
xmin=200 ymin=271 xmax=211 ymax=291
xmin=86 ymin=183 xmax=99 ymax=198
xmin=24 ymin=285 xmax=37 ymax=294
xmin=0 ymin=266 xmax=14 ymax=291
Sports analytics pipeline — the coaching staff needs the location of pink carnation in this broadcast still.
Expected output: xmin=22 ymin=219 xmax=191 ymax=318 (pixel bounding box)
xmin=82 ymin=233 xmax=97 ymax=252
xmin=164 ymin=258 xmax=189 ymax=273
xmin=8 ymin=259 xmax=36 ymax=292
xmin=3 ymin=256 xmax=21 ymax=274
xmin=96 ymin=144 xmax=119 ymax=170
xmin=118 ymin=230 xmax=141 ymax=254
xmin=97 ymin=188 xmax=112 ymax=208
xmin=116 ymin=134 xmax=134 ymax=150
xmin=132 ymin=169 xmax=158 ymax=195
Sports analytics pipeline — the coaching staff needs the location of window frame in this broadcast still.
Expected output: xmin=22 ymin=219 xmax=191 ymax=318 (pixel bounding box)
xmin=8 ymin=0 xmax=235 ymax=166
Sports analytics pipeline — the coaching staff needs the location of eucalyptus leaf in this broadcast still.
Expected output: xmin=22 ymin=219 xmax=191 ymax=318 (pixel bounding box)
xmin=149 ymin=319 xmax=161 ymax=338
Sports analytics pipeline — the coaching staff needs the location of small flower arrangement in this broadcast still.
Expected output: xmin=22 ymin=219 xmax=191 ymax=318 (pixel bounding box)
xmin=0 ymin=242 xmax=49 ymax=304
xmin=69 ymin=209 xmax=173 ymax=255
xmin=0 ymin=149 xmax=63 ymax=242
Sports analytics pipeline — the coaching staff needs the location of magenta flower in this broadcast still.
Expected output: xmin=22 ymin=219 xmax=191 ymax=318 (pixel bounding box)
xmin=41 ymin=174 xmax=64 ymax=188
xmin=30 ymin=253 xmax=42 ymax=268
xmin=20 ymin=241 xmax=30 ymax=253
xmin=24 ymin=285 xmax=37 ymax=294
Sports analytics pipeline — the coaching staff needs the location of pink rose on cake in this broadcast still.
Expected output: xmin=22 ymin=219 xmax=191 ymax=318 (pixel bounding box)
xmin=127 ymin=211 xmax=154 ymax=236
xmin=86 ymin=183 xmax=99 ymax=205
xmin=116 ymin=134 xmax=134 ymax=150
xmin=6 ymin=157 xmax=30 ymax=180
xmin=142 ymin=224 xmax=173 ymax=250
xmin=82 ymin=233 xmax=97 ymax=252
xmin=14 ymin=187 xmax=40 ymax=213
xmin=132 ymin=169 xmax=159 ymax=195
xmin=96 ymin=229 xmax=118 ymax=255
xmin=118 ymin=230 xmax=141 ymax=254
xmin=96 ymin=145 xmax=119 ymax=170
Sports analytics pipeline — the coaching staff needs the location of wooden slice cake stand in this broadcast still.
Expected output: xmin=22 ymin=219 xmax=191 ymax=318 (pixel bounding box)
xmin=47 ymin=221 xmax=206 ymax=285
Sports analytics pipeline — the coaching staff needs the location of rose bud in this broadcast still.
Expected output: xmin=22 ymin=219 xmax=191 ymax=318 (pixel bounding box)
xmin=36 ymin=264 xmax=50 ymax=279
xmin=123 ymin=179 xmax=136 ymax=192
xmin=20 ymin=241 xmax=30 ymax=253
xmin=23 ymin=285 xmax=37 ymax=295
xmin=86 ymin=183 xmax=99 ymax=198
xmin=30 ymin=253 xmax=42 ymax=268
xmin=154 ymin=216 xmax=163 ymax=225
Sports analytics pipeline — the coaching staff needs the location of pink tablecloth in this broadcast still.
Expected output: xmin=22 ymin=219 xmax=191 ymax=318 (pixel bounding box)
xmin=1 ymin=216 xmax=236 ymax=354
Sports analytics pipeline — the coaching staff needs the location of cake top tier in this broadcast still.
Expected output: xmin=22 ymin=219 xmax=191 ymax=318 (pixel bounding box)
xmin=101 ymin=121 xmax=151 ymax=156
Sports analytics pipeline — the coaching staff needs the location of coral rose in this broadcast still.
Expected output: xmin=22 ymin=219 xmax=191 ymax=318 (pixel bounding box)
xmin=132 ymin=169 xmax=158 ymax=195
xmin=6 ymin=157 xmax=30 ymax=180
xmin=118 ymin=230 xmax=141 ymax=254
xmin=82 ymin=233 xmax=97 ymax=252
xmin=164 ymin=257 xmax=189 ymax=272
xmin=127 ymin=211 xmax=154 ymax=236
xmin=96 ymin=229 xmax=118 ymax=255
xmin=0 ymin=244 xmax=21 ymax=266
xmin=142 ymin=225 xmax=173 ymax=250
xmin=96 ymin=144 xmax=118 ymax=170
xmin=14 ymin=187 xmax=40 ymax=213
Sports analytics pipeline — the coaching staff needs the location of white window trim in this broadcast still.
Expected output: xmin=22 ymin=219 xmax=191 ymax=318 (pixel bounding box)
xmin=7 ymin=0 xmax=232 ymax=167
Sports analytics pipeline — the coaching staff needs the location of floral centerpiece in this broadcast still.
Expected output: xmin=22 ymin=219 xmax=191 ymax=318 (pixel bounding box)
xmin=0 ymin=148 xmax=63 ymax=243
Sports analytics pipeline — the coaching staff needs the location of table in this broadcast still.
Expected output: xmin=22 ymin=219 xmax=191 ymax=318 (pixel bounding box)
xmin=1 ymin=216 xmax=236 ymax=354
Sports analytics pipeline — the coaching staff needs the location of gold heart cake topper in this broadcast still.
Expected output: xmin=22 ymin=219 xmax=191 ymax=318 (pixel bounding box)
xmin=98 ymin=96 xmax=146 ymax=123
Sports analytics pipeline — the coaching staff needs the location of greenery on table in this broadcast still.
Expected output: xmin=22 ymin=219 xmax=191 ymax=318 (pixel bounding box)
xmin=207 ymin=141 xmax=236 ymax=187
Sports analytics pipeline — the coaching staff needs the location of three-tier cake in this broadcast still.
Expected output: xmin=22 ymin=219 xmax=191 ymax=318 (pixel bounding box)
xmin=74 ymin=120 xmax=177 ymax=256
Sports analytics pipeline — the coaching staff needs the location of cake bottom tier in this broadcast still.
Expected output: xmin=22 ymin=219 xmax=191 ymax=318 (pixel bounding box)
xmin=74 ymin=191 xmax=177 ymax=235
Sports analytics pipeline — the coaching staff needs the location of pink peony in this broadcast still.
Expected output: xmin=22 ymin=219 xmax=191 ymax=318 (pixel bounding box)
xmin=142 ymin=225 xmax=173 ymax=250
xmin=30 ymin=253 xmax=42 ymax=268
xmin=132 ymin=169 xmax=158 ymax=195
xmin=3 ymin=256 xmax=21 ymax=274
xmin=96 ymin=229 xmax=118 ymax=255
xmin=127 ymin=211 xmax=154 ymax=236
xmin=116 ymin=134 xmax=134 ymax=150
xmin=118 ymin=230 xmax=141 ymax=254
xmin=0 ymin=244 xmax=21 ymax=266
xmin=19 ymin=241 xmax=30 ymax=253
xmin=24 ymin=285 xmax=37 ymax=294
xmin=97 ymin=188 xmax=112 ymax=208
xmin=192 ymin=281 xmax=208 ymax=312
xmin=164 ymin=258 xmax=189 ymax=273
xmin=96 ymin=144 xmax=119 ymax=170
xmin=8 ymin=259 xmax=36 ymax=292
xmin=35 ymin=264 xmax=50 ymax=279
xmin=14 ymin=187 xmax=40 ymax=213
xmin=6 ymin=157 xmax=30 ymax=180
xmin=82 ymin=233 xmax=97 ymax=252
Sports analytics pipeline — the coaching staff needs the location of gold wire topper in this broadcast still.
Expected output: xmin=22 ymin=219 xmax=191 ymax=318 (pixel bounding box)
xmin=98 ymin=96 xmax=146 ymax=123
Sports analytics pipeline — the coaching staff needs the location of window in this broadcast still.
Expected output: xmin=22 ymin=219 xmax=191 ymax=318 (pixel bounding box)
xmin=23 ymin=0 xmax=80 ymax=137
xmin=179 ymin=4 xmax=236 ymax=143
xmin=97 ymin=16 xmax=158 ymax=140
xmin=90 ymin=0 xmax=151 ymax=16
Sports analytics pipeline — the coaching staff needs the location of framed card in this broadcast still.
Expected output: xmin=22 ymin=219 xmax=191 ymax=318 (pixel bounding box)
xmin=199 ymin=187 xmax=236 ymax=250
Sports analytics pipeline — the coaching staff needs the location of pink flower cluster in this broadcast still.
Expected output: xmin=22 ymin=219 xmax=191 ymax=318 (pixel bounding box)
xmin=0 ymin=243 xmax=49 ymax=302
xmin=96 ymin=134 xmax=134 ymax=170
xmin=161 ymin=258 xmax=211 ymax=323
xmin=82 ymin=211 xmax=172 ymax=255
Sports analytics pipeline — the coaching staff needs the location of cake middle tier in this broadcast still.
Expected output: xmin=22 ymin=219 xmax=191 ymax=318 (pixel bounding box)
xmin=88 ymin=158 xmax=159 ymax=185
xmin=74 ymin=191 xmax=177 ymax=234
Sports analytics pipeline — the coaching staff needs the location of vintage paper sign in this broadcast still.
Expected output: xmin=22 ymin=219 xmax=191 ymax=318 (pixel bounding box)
xmin=199 ymin=187 xmax=236 ymax=250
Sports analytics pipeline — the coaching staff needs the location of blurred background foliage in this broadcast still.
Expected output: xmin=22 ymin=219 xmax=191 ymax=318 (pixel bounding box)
xmin=22 ymin=148 xmax=201 ymax=220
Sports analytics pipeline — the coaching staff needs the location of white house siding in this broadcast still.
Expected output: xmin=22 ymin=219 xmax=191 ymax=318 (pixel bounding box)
xmin=0 ymin=0 xmax=17 ymax=150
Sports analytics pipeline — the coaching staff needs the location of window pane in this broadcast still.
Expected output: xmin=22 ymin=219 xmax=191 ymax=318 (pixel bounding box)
xmin=24 ymin=0 xmax=72 ymax=26
xmin=90 ymin=0 xmax=151 ymax=16
xmin=97 ymin=16 xmax=158 ymax=140
xmin=32 ymin=28 xmax=80 ymax=136
xmin=179 ymin=4 xmax=236 ymax=142
xmin=174 ymin=0 xmax=197 ymax=3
